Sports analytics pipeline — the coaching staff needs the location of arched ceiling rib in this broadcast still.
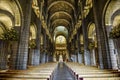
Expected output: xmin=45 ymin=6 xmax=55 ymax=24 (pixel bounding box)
xmin=50 ymin=11 xmax=72 ymax=22
xmin=48 ymin=3 xmax=74 ymax=17
xmin=51 ymin=19 xmax=70 ymax=27
xmin=0 ymin=13 xmax=13 ymax=29
xmin=47 ymin=1 xmax=75 ymax=13
xmin=47 ymin=0 xmax=75 ymax=7
xmin=52 ymin=21 xmax=70 ymax=29
xmin=0 ymin=9 xmax=14 ymax=27
xmin=0 ymin=1 xmax=14 ymax=15
xmin=0 ymin=22 xmax=7 ymax=31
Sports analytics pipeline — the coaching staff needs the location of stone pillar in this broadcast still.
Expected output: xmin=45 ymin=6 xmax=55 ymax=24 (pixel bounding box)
xmin=41 ymin=30 xmax=47 ymax=63
xmin=45 ymin=39 xmax=49 ymax=63
xmin=106 ymin=25 xmax=118 ymax=69
xmin=82 ymin=29 xmax=91 ymax=66
xmin=75 ymin=35 xmax=79 ymax=63
xmin=67 ymin=42 xmax=71 ymax=61
xmin=90 ymin=49 xmax=96 ymax=66
xmin=80 ymin=1 xmax=90 ymax=65
xmin=114 ymin=38 xmax=120 ymax=69
xmin=74 ymin=34 xmax=78 ymax=62
xmin=92 ymin=0 xmax=112 ymax=69
xmin=9 ymin=41 xmax=18 ymax=69
xmin=77 ymin=33 xmax=83 ymax=64
xmin=28 ymin=18 xmax=41 ymax=66
xmin=48 ymin=41 xmax=53 ymax=62
xmin=47 ymin=39 xmax=51 ymax=62
xmin=70 ymin=40 xmax=73 ymax=62
xmin=15 ymin=0 xmax=33 ymax=70
xmin=45 ymin=36 xmax=49 ymax=63
xmin=71 ymin=40 xmax=74 ymax=62
xmin=73 ymin=39 xmax=77 ymax=62
xmin=70 ymin=41 xmax=74 ymax=62
xmin=0 ymin=40 xmax=8 ymax=69
xmin=32 ymin=18 xmax=41 ymax=66
xmin=29 ymin=49 xmax=38 ymax=65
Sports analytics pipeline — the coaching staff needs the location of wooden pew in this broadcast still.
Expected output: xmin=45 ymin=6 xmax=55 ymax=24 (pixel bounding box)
xmin=66 ymin=62 xmax=120 ymax=80
xmin=0 ymin=62 xmax=58 ymax=80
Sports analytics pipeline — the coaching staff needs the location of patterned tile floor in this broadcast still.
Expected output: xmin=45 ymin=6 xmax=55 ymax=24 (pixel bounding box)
xmin=53 ymin=62 xmax=76 ymax=80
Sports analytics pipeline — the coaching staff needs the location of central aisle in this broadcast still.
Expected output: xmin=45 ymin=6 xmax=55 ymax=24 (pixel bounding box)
xmin=53 ymin=62 xmax=76 ymax=80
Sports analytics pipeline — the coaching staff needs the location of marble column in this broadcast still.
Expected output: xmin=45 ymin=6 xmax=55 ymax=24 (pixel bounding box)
xmin=15 ymin=0 xmax=33 ymax=70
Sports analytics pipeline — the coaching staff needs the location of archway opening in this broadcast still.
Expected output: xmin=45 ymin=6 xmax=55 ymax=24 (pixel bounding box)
xmin=53 ymin=26 xmax=69 ymax=62
xmin=54 ymin=35 xmax=69 ymax=62
xmin=88 ymin=23 xmax=97 ymax=66
xmin=104 ymin=0 xmax=120 ymax=69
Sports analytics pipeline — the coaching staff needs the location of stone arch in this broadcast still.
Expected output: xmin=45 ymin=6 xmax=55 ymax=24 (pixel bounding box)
xmin=103 ymin=0 xmax=120 ymax=69
xmin=87 ymin=22 xmax=97 ymax=66
xmin=40 ymin=33 xmax=44 ymax=46
xmin=111 ymin=10 xmax=120 ymax=27
xmin=0 ymin=0 xmax=22 ymax=27
xmin=87 ymin=22 xmax=96 ymax=39
xmin=30 ymin=23 xmax=37 ymax=40
xmin=0 ymin=0 xmax=23 ymax=70
xmin=53 ymin=26 xmax=68 ymax=41
xmin=54 ymin=35 xmax=68 ymax=62
xmin=104 ymin=0 xmax=120 ymax=26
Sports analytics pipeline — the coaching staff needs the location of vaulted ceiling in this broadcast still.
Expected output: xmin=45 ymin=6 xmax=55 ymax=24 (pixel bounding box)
xmin=0 ymin=0 xmax=93 ymax=42
xmin=47 ymin=0 xmax=76 ymax=29
xmin=45 ymin=0 xmax=77 ymax=41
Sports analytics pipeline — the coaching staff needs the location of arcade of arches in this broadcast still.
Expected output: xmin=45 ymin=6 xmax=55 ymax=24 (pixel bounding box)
xmin=0 ymin=0 xmax=120 ymax=80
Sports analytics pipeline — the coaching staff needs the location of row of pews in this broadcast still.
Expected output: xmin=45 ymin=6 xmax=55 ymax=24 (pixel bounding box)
xmin=66 ymin=62 xmax=120 ymax=80
xmin=0 ymin=62 xmax=58 ymax=80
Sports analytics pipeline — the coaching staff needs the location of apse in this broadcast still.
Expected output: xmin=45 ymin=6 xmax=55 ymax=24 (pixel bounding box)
xmin=56 ymin=35 xmax=66 ymax=44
